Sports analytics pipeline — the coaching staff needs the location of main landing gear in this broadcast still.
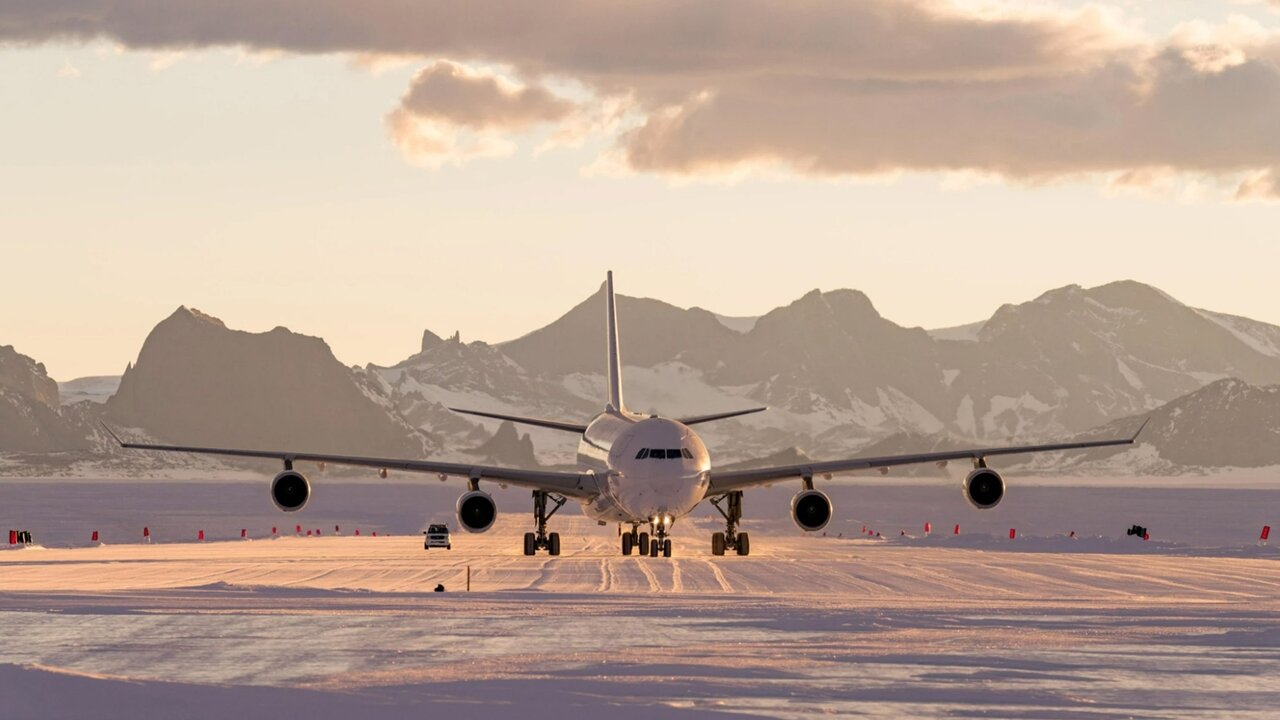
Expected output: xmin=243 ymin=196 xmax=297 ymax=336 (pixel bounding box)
xmin=710 ymin=491 xmax=750 ymax=556
xmin=523 ymin=490 xmax=565 ymax=556
xmin=621 ymin=521 xmax=672 ymax=557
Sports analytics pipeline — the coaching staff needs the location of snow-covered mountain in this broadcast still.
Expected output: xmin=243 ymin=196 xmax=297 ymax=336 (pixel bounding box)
xmin=3 ymin=281 xmax=1280 ymax=476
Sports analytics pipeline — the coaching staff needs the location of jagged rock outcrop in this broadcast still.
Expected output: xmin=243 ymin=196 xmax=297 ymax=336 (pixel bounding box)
xmin=0 ymin=346 xmax=91 ymax=452
xmin=467 ymin=420 xmax=538 ymax=467
xmin=106 ymin=307 xmax=428 ymax=457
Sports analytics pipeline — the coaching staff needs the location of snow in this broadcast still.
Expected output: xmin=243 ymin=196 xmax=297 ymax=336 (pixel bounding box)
xmin=927 ymin=321 xmax=984 ymax=342
xmin=1116 ymin=357 xmax=1144 ymax=390
xmin=3 ymin=481 xmax=1280 ymax=717
xmin=712 ymin=314 xmax=759 ymax=334
xmin=1197 ymin=309 xmax=1280 ymax=360
xmin=56 ymin=376 xmax=120 ymax=405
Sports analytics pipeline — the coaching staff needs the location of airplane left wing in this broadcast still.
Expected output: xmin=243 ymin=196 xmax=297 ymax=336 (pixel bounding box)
xmin=707 ymin=420 xmax=1148 ymax=494
xmin=102 ymin=426 xmax=597 ymax=499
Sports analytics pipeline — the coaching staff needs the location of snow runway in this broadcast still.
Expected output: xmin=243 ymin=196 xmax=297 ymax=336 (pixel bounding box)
xmin=3 ymin=517 xmax=1280 ymax=718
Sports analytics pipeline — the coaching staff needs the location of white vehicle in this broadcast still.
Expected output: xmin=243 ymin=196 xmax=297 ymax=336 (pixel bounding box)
xmin=423 ymin=524 xmax=451 ymax=550
xmin=106 ymin=273 xmax=1145 ymax=559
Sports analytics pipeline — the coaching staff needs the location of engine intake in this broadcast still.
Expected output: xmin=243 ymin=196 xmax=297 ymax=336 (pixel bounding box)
xmin=271 ymin=470 xmax=311 ymax=512
xmin=791 ymin=489 xmax=833 ymax=532
xmin=963 ymin=467 xmax=1005 ymax=510
xmin=456 ymin=490 xmax=497 ymax=533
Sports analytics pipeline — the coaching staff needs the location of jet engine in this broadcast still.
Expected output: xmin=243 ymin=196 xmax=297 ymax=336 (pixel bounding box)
xmin=791 ymin=489 xmax=833 ymax=532
xmin=963 ymin=467 xmax=1005 ymax=510
xmin=456 ymin=490 xmax=497 ymax=533
xmin=270 ymin=470 xmax=311 ymax=512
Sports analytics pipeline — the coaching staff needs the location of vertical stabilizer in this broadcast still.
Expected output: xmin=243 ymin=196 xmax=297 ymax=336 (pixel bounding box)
xmin=605 ymin=271 xmax=625 ymax=413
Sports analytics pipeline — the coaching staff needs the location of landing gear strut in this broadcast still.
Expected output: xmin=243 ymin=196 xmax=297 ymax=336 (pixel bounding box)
xmin=710 ymin=491 xmax=750 ymax=556
xmin=523 ymin=490 xmax=566 ymax=556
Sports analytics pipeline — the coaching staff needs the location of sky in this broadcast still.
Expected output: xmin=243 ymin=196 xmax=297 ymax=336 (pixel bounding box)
xmin=1 ymin=0 xmax=1278 ymax=381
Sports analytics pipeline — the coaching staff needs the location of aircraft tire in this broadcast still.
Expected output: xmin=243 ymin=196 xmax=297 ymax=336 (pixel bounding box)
xmin=622 ymin=533 xmax=633 ymax=555
xmin=711 ymin=532 xmax=725 ymax=556
xmin=523 ymin=532 xmax=537 ymax=556
xmin=650 ymin=539 xmax=659 ymax=557
xmin=548 ymin=532 xmax=561 ymax=556
xmin=638 ymin=532 xmax=650 ymax=553
xmin=736 ymin=532 xmax=750 ymax=556
xmin=663 ymin=539 xmax=672 ymax=558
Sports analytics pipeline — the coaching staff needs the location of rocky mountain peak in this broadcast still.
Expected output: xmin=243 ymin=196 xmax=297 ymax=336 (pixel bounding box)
xmin=0 ymin=345 xmax=60 ymax=411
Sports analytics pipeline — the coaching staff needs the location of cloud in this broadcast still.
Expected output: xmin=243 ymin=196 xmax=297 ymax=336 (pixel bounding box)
xmin=56 ymin=58 xmax=80 ymax=78
xmin=385 ymin=60 xmax=576 ymax=166
xmin=3 ymin=0 xmax=1280 ymax=197
xmin=1236 ymin=168 xmax=1280 ymax=199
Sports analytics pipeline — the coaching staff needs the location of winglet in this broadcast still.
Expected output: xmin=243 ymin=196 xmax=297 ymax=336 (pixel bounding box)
xmin=99 ymin=422 xmax=126 ymax=447
xmin=1131 ymin=416 xmax=1151 ymax=442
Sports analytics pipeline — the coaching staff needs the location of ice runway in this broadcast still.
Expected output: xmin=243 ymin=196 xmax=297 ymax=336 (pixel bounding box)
xmin=3 ymin=517 xmax=1280 ymax=718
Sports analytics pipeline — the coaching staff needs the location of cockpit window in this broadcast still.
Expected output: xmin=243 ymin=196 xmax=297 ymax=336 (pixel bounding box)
xmin=639 ymin=448 xmax=693 ymax=460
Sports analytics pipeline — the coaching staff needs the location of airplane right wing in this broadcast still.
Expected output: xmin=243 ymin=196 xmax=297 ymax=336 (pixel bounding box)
xmin=707 ymin=420 xmax=1149 ymax=494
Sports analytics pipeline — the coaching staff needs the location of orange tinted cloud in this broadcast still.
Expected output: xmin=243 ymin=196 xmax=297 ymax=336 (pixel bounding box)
xmin=3 ymin=0 xmax=1278 ymax=196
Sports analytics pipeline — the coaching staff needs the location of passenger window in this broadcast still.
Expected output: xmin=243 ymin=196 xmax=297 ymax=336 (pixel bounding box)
xmin=666 ymin=449 xmax=682 ymax=459
xmin=681 ymin=448 xmax=693 ymax=459
xmin=635 ymin=448 xmax=648 ymax=459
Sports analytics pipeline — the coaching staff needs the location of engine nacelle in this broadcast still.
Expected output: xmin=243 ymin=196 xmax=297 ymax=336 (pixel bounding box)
xmin=271 ymin=470 xmax=311 ymax=512
xmin=455 ymin=490 xmax=497 ymax=533
xmin=791 ymin=489 xmax=833 ymax=532
xmin=963 ymin=467 xmax=1005 ymax=510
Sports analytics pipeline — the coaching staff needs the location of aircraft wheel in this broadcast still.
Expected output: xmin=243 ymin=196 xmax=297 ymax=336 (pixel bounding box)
xmin=711 ymin=532 xmax=725 ymax=556
xmin=650 ymin=539 xmax=659 ymax=557
xmin=548 ymin=532 xmax=561 ymax=556
xmin=736 ymin=532 xmax=750 ymax=556
xmin=663 ymin=539 xmax=672 ymax=558
xmin=622 ymin=533 xmax=633 ymax=556
xmin=638 ymin=532 xmax=649 ymax=553
xmin=523 ymin=532 xmax=537 ymax=556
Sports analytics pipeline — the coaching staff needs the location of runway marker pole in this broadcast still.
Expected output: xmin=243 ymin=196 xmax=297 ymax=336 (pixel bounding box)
xmin=1261 ymin=526 xmax=1271 ymax=546
xmin=924 ymin=522 xmax=931 ymax=537
xmin=143 ymin=527 xmax=150 ymax=542
xmin=1009 ymin=528 xmax=1016 ymax=540
xmin=241 ymin=529 xmax=247 ymax=539
xmin=953 ymin=524 xmax=960 ymax=535
xmin=198 ymin=530 xmax=204 ymax=542
xmin=9 ymin=530 xmax=17 ymax=545
xmin=91 ymin=530 xmax=99 ymax=543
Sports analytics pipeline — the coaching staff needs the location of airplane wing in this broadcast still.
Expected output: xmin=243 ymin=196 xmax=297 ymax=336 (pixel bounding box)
xmin=707 ymin=420 xmax=1148 ymax=494
xmin=677 ymin=407 xmax=768 ymax=426
xmin=102 ymin=425 xmax=597 ymax=499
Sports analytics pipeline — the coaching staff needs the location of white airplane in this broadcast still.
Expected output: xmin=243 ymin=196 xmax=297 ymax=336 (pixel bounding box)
xmin=106 ymin=272 xmax=1145 ymax=558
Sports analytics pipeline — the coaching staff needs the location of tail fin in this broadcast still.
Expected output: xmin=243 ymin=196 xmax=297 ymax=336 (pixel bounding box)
xmin=605 ymin=271 xmax=625 ymax=413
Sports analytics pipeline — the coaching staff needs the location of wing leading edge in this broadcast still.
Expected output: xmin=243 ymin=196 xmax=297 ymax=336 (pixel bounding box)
xmin=707 ymin=419 xmax=1149 ymax=494
xmin=101 ymin=425 xmax=597 ymax=499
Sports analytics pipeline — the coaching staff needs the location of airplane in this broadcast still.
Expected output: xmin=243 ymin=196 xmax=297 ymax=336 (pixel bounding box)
xmin=105 ymin=272 xmax=1146 ymax=558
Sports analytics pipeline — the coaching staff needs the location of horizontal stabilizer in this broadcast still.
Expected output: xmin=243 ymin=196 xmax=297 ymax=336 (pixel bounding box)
xmin=677 ymin=407 xmax=767 ymax=426
xmin=448 ymin=408 xmax=588 ymax=434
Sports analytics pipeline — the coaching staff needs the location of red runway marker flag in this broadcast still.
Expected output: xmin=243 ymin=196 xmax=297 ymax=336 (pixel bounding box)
xmin=1262 ymin=526 xmax=1271 ymax=542
xmin=1009 ymin=528 xmax=1017 ymax=540
xmin=198 ymin=530 xmax=204 ymax=541
xmin=91 ymin=531 xmax=99 ymax=543
xmin=954 ymin=524 xmax=960 ymax=535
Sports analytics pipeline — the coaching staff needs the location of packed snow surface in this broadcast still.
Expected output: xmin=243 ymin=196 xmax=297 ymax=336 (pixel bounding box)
xmin=3 ymin=480 xmax=1280 ymax=718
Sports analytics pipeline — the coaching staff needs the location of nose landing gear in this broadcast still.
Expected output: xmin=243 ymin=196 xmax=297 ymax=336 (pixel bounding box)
xmin=710 ymin=491 xmax=750 ymax=556
xmin=523 ymin=490 xmax=565 ymax=556
xmin=622 ymin=521 xmax=672 ymax=557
